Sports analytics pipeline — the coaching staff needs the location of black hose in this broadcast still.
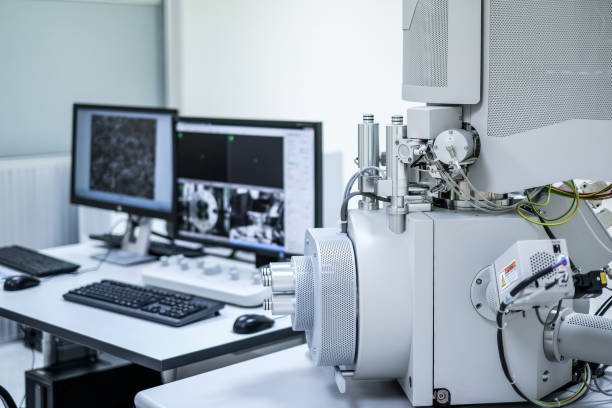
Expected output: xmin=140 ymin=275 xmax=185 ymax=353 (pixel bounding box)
xmin=0 ymin=385 xmax=17 ymax=408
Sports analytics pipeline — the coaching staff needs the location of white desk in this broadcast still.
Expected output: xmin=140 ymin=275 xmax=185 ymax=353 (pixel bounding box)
xmin=0 ymin=242 xmax=299 ymax=371
xmin=135 ymin=345 xmax=612 ymax=408
xmin=135 ymin=344 xmax=411 ymax=408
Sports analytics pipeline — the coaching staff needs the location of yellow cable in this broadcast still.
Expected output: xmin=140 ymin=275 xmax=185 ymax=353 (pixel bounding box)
xmin=516 ymin=181 xmax=580 ymax=227
xmin=538 ymin=367 xmax=587 ymax=406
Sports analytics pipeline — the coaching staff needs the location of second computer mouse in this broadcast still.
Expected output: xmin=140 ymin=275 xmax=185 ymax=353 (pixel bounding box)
xmin=3 ymin=275 xmax=40 ymax=291
xmin=233 ymin=314 xmax=274 ymax=334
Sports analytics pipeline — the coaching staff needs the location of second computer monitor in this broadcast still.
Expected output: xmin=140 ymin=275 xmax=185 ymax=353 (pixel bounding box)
xmin=174 ymin=118 xmax=322 ymax=257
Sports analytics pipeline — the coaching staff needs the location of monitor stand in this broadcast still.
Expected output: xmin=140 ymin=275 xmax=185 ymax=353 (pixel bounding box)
xmin=92 ymin=216 xmax=156 ymax=266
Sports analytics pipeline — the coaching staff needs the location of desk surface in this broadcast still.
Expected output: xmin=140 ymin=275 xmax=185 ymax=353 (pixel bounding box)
xmin=135 ymin=344 xmax=612 ymax=408
xmin=0 ymin=242 xmax=296 ymax=371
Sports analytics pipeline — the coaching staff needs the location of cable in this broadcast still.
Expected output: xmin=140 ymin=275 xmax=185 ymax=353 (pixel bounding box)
xmin=596 ymin=297 xmax=612 ymax=317
xmin=508 ymin=258 xmax=567 ymax=300
xmin=495 ymin=259 xmax=589 ymax=407
xmin=588 ymin=376 xmax=612 ymax=397
xmin=76 ymin=217 xmax=127 ymax=274
xmin=516 ymin=181 xmax=581 ymax=227
xmin=534 ymin=306 xmax=547 ymax=326
xmin=454 ymin=161 xmax=515 ymax=212
xmin=551 ymin=183 xmax=612 ymax=199
xmin=343 ymin=167 xmax=386 ymax=200
xmin=151 ymin=230 xmax=174 ymax=241
xmin=497 ymin=304 xmax=590 ymax=406
xmin=339 ymin=192 xmax=390 ymax=233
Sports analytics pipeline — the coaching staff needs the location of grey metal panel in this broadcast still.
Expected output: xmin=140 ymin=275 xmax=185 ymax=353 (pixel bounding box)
xmin=402 ymin=212 xmax=434 ymax=407
xmin=467 ymin=0 xmax=612 ymax=193
xmin=430 ymin=211 xmax=572 ymax=404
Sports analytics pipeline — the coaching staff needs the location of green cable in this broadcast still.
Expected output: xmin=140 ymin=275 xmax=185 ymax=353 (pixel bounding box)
xmin=525 ymin=182 xmax=578 ymax=222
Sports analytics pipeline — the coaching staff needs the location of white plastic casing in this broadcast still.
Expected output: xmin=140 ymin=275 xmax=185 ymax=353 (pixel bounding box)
xmin=489 ymin=240 xmax=574 ymax=311
xmin=402 ymin=0 xmax=481 ymax=104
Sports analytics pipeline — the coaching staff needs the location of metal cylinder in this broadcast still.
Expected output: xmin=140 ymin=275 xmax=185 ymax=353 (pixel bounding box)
xmin=268 ymin=262 xmax=295 ymax=293
xmin=544 ymin=310 xmax=612 ymax=365
xmin=358 ymin=114 xmax=380 ymax=210
xmin=263 ymin=294 xmax=296 ymax=315
xmin=386 ymin=116 xmax=409 ymax=197
xmin=558 ymin=313 xmax=612 ymax=365
xmin=386 ymin=116 xmax=409 ymax=233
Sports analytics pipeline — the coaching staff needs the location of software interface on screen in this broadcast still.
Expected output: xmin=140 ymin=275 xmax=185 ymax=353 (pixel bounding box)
xmin=73 ymin=106 xmax=174 ymax=215
xmin=175 ymin=120 xmax=316 ymax=256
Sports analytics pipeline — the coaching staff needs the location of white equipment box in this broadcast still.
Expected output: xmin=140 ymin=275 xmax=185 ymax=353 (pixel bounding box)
xmin=490 ymin=239 xmax=574 ymax=311
xmin=141 ymin=255 xmax=270 ymax=307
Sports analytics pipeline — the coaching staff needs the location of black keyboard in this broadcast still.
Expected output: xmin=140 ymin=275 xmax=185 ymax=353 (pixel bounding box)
xmin=90 ymin=234 xmax=204 ymax=258
xmin=63 ymin=280 xmax=224 ymax=327
xmin=0 ymin=245 xmax=80 ymax=277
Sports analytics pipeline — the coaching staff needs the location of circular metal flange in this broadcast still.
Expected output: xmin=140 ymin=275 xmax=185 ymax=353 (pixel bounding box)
xmin=470 ymin=266 xmax=496 ymax=322
xmin=543 ymin=308 xmax=572 ymax=362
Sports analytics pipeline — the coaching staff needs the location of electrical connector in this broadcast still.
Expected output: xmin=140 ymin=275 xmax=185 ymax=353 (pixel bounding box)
xmin=573 ymin=270 xmax=607 ymax=299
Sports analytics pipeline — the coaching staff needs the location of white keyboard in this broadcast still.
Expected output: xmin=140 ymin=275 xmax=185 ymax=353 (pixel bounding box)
xmin=141 ymin=255 xmax=271 ymax=307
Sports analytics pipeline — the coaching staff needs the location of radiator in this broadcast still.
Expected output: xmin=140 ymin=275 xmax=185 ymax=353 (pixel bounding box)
xmin=0 ymin=154 xmax=78 ymax=343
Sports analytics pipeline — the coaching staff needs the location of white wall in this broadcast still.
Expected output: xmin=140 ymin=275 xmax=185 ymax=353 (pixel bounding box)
xmin=0 ymin=0 xmax=165 ymax=158
xmin=173 ymin=0 xmax=420 ymax=186
xmin=0 ymin=0 xmax=166 ymax=245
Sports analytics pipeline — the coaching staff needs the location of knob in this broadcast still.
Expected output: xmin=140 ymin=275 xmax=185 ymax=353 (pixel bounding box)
xmin=229 ymin=267 xmax=240 ymax=280
xmin=252 ymin=271 xmax=262 ymax=285
xmin=180 ymin=260 xmax=189 ymax=271
xmin=160 ymin=256 xmax=169 ymax=266
xmin=204 ymin=264 xmax=221 ymax=275
xmin=196 ymin=259 xmax=205 ymax=269
xmin=175 ymin=254 xmax=185 ymax=264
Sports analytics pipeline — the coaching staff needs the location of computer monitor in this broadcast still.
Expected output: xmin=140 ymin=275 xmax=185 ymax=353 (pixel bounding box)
xmin=173 ymin=117 xmax=322 ymax=261
xmin=71 ymin=103 xmax=177 ymax=265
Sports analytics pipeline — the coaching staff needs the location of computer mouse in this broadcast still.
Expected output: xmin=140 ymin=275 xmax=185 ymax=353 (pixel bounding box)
xmin=3 ymin=275 xmax=40 ymax=291
xmin=233 ymin=314 xmax=274 ymax=334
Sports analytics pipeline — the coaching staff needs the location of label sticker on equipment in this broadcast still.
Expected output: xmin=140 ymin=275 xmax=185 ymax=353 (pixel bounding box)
xmin=500 ymin=260 xmax=519 ymax=290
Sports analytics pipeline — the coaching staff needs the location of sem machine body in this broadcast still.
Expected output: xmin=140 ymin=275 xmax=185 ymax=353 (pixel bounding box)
xmin=261 ymin=0 xmax=612 ymax=406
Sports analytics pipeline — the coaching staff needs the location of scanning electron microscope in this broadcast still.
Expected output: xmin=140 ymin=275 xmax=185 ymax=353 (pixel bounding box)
xmin=261 ymin=1 xmax=612 ymax=407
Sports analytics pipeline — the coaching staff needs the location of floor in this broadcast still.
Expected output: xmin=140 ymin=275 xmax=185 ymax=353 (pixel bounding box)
xmin=0 ymin=340 xmax=41 ymax=407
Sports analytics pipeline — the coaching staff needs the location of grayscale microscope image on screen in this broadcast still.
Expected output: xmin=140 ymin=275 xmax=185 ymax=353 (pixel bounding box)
xmin=72 ymin=106 xmax=175 ymax=216
xmin=89 ymin=114 xmax=157 ymax=199
xmin=178 ymin=183 xmax=285 ymax=248
xmin=174 ymin=120 xmax=317 ymax=256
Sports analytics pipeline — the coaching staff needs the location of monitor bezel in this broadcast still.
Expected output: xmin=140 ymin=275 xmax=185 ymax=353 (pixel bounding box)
xmin=70 ymin=103 xmax=179 ymax=221
xmin=173 ymin=116 xmax=323 ymax=257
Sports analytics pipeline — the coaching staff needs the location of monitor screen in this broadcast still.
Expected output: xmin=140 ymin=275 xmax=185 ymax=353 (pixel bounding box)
xmin=174 ymin=118 xmax=322 ymax=257
xmin=71 ymin=104 xmax=177 ymax=219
